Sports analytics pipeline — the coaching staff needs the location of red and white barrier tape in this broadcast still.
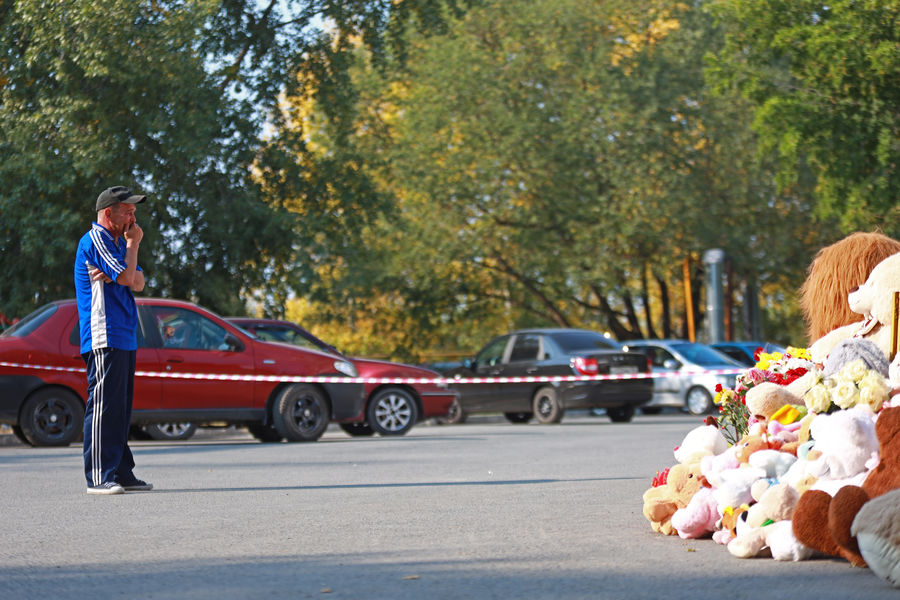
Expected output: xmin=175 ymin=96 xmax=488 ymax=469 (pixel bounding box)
xmin=0 ymin=360 xmax=742 ymax=385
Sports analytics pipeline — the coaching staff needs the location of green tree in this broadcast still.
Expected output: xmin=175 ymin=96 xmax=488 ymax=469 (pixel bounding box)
xmin=0 ymin=0 xmax=476 ymax=319
xmin=0 ymin=0 xmax=299 ymax=317
xmin=706 ymin=0 xmax=900 ymax=234
xmin=294 ymin=0 xmax=821 ymax=354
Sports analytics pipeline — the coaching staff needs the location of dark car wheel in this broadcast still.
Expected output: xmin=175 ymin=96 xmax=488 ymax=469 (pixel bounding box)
xmin=247 ymin=422 xmax=284 ymax=443
xmin=340 ymin=422 xmax=375 ymax=437
xmin=12 ymin=425 xmax=31 ymax=445
xmin=437 ymin=398 xmax=467 ymax=424
xmin=504 ymin=412 xmax=533 ymax=424
xmin=143 ymin=422 xmax=197 ymax=441
xmin=367 ymin=387 xmax=418 ymax=436
xmin=19 ymin=388 xmax=84 ymax=447
xmin=272 ymin=384 xmax=330 ymax=442
xmin=685 ymin=386 xmax=714 ymax=415
xmin=129 ymin=425 xmax=153 ymax=441
xmin=607 ymin=406 xmax=635 ymax=423
xmin=533 ymin=386 xmax=564 ymax=424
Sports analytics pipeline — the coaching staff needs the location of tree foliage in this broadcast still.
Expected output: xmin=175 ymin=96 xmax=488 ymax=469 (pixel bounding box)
xmin=0 ymin=0 xmax=474 ymax=319
xmin=2 ymin=0 xmax=869 ymax=359
xmin=287 ymin=0 xmax=823 ymax=358
xmin=706 ymin=0 xmax=900 ymax=234
xmin=0 ymin=0 xmax=294 ymax=317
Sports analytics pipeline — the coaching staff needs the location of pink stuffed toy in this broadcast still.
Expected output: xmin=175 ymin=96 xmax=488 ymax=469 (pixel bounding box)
xmin=768 ymin=420 xmax=802 ymax=443
xmin=670 ymin=486 xmax=720 ymax=539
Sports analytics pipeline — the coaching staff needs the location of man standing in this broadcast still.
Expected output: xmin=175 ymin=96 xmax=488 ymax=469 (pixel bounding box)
xmin=74 ymin=186 xmax=153 ymax=495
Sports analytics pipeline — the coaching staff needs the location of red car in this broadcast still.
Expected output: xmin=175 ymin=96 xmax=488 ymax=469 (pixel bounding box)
xmin=227 ymin=318 xmax=457 ymax=436
xmin=0 ymin=299 xmax=368 ymax=446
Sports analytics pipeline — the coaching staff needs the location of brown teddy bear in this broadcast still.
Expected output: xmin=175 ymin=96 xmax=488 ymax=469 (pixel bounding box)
xmin=799 ymin=232 xmax=900 ymax=345
xmin=745 ymin=382 xmax=801 ymax=424
xmin=734 ymin=434 xmax=772 ymax=463
xmin=792 ymin=406 xmax=900 ymax=567
xmin=642 ymin=461 xmax=705 ymax=535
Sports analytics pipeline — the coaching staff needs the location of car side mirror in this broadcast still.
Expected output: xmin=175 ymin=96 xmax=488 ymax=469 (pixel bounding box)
xmin=224 ymin=333 xmax=244 ymax=352
xmin=463 ymin=358 xmax=474 ymax=370
xmin=662 ymin=359 xmax=681 ymax=370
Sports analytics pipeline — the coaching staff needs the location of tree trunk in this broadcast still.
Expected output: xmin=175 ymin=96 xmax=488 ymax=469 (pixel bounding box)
xmin=622 ymin=291 xmax=643 ymax=337
xmin=655 ymin=272 xmax=672 ymax=338
xmin=640 ymin=264 xmax=659 ymax=339
xmin=593 ymin=286 xmax=640 ymax=340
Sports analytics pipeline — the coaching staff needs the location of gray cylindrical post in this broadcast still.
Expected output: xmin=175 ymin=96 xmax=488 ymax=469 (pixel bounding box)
xmin=703 ymin=249 xmax=726 ymax=343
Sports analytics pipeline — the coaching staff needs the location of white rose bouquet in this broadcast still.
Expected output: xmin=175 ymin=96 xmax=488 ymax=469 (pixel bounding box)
xmin=802 ymin=359 xmax=890 ymax=414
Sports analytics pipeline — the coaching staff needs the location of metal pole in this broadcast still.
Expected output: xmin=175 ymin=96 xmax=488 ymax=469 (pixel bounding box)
xmin=703 ymin=249 xmax=726 ymax=343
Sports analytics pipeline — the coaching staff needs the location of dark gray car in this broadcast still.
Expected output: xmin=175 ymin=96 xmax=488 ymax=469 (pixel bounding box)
xmin=445 ymin=329 xmax=652 ymax=424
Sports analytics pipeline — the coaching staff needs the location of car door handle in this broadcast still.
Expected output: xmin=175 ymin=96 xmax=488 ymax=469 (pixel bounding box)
xmin=526 ymin=367 xmax=539 ymax=374
xmin=166 ymin=357 xmax=184 ymax=364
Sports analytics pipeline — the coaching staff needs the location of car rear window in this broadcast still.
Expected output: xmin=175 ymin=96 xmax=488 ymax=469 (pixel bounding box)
xmin=671 ymin=342 xmax=736 ymax=366
xmin=0 ymin=303 xmax=57 ymax=338
xmin=714 ymin=346 xmax=747 ymax=363
xmin=551 ymin=331 xmax=618 ymax=353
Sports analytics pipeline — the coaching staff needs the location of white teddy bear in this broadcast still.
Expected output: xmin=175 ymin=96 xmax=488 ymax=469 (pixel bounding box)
xmin=673 ymin=424 xmax=728 ymax=464
xmin=810 ymin=252 xmax=900 ymax=363
xmin=805 ymin=407 xmax=879 ymax=496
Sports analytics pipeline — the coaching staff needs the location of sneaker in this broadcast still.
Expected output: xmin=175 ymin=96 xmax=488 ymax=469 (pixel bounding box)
xmin=117 ymin=477 xmax=153 ymax=491
xmin=87 ymin=482 xmax=125 ymax=495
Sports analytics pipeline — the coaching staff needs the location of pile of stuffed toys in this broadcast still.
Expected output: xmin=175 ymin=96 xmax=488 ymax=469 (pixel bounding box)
xmin=642 ymin=232 xmax=900 ymax=588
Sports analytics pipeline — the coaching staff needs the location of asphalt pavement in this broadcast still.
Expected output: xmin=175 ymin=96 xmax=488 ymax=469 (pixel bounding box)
xmin=0 ymin=413 xmax=896 ymax=599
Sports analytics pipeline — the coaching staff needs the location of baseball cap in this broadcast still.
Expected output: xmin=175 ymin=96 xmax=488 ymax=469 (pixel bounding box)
xmin=96 ymin=186 xmax=147 ymax=211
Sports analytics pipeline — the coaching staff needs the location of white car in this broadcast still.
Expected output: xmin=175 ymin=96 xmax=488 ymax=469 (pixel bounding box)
xmin=621 ymin=339 xmax=744 ymax=415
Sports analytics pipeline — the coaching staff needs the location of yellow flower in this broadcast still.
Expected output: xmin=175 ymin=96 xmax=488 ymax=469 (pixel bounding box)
xmin=787 ymin=346 xmax=811 ymax=360
xmin=755 ymin=351 xmax=783 ymax=370
xmin=804 ymin=384 xmax=832 ymax=414
xmin=715 ymin=388 xmax=735 ymax=405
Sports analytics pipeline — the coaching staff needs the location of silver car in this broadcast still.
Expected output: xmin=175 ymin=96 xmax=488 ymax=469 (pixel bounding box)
xmin=621 ymin=339 xmax=744 ymax=415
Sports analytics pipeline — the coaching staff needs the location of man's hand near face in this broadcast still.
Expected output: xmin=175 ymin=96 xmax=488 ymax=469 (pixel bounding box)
xmin=124 ymin=222 xmax=143 ymax=246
